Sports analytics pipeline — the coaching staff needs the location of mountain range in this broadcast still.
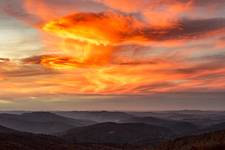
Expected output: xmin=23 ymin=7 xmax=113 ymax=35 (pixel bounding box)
xmin=0 ymin=110 xmax=225 ymax=149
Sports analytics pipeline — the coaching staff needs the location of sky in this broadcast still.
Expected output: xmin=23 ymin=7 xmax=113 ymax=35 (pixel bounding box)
xmin=0 ymin=0 xmax=225 ymax=111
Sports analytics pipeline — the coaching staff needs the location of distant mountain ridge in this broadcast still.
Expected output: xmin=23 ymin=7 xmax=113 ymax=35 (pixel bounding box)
xmin=55 ymin=111 xmax=134 ymax=122
xmin=0 ymin=112 xmax=95 ymax=134
xmin=129 ymin=110 xmax=225 ymax=128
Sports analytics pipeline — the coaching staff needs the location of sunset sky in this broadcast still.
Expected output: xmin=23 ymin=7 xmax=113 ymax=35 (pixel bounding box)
xmin=0 ymin=0 xmax=225 ymax=111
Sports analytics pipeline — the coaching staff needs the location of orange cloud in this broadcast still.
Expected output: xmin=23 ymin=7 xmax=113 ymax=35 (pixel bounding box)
xmin=42 ymin=12 xmax=145 ymax=45
xmin=40 ymin=11 xmax=225 ymax=67
xmin=96 ymin=0 xmax=192 ymax=28
xmin=1 ymin=0 xmax=225 ymax=98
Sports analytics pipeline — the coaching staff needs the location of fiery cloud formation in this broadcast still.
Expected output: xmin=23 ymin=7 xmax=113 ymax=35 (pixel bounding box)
xmin=0 ymin=0 xmax=225 ymax=102
xmin=43 ymin=12 xmax=145 ymax=45
xmin=40 ymin=11 xmax=225 ymax=68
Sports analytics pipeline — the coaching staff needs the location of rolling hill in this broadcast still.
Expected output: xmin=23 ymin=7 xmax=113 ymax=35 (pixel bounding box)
xmin=0 ymin=112 xmax=95 ymax=134
xmin=0 ymin=125 xmax=18 ymax=133
xmin=60 ymin=122 xmax=175 ymax=144
xmin=129 ymin=111 xmax=225 ymax=128
xmin=119 ymin=116 xmax=198 ymax=135
xmin=203 ymin=121 xmax=225 ymax=133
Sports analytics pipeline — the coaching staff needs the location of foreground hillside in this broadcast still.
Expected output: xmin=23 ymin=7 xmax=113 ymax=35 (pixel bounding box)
xmin=0 ymin=132 xmax=147 ymax=150
xmin=1 ymin=124 xmax=225 ymax=150
xmin=0 ymin=125 xmax=17 ymax=133
xmin=153 ymin=130 xmax=225 ymax=150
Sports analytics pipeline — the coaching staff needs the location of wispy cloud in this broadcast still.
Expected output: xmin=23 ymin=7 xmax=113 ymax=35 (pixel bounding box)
xmin=0 ymin=99 xmax=13 ymax=104
xmin=0 ymin=0 xmax=225 ymax=103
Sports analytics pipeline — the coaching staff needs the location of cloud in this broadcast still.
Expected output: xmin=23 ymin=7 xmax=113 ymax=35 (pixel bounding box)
xmin=3 ymin=65 xmax=57 ymax=77
xmin=190 ymin=0 xmax=225 ymax=7
xmin=0 ymin=58 xmax=10 ymax=63
xmin=95 ymin=0 xmax=225 ymax=27
xmin=22 ymin=54 xmax=169 ymax=69
xmin=144 ymin=18 xmax=225 ymax=40
xmin=0 ymin=0 xmax=225 ymax=100
xmin=23 ymin=54 xmax=90 ymax=69
xmin=0 ymin=57 xmax=57 ymax=78
xmin=43 ymin=12 xmax=225 ymax=45
xmin=42 ymin=12 xmax=145 ymax=45
xmin=96 ymin=0 xmax=225 ymax=12
xmin=0 ymin=99 xmax=13 ymax=104
xmin=168 ymin=54 xmax=225 ymax=80
xmin=1 ymin=0 xmax=108 ymax=25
